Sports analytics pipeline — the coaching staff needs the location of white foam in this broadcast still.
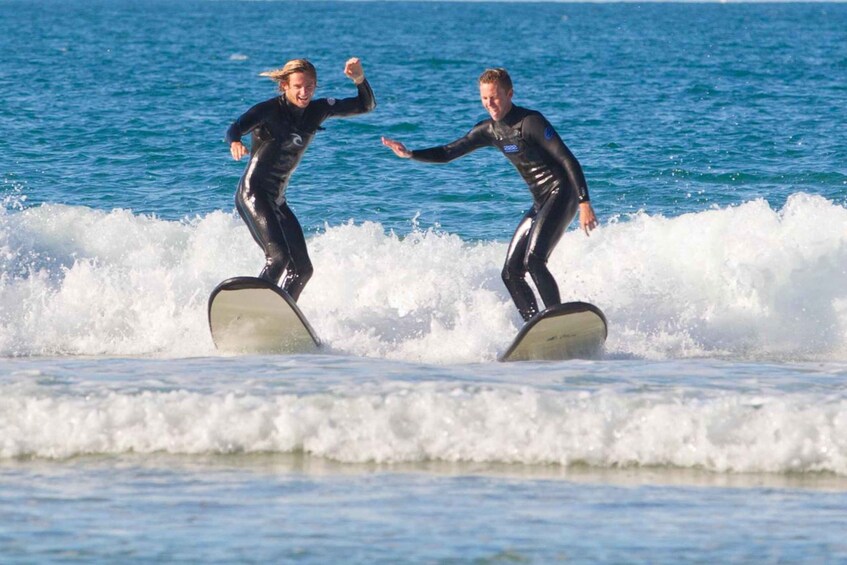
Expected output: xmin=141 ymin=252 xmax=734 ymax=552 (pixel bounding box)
xmin=1 ymin=193 xmax=846 ymax=361
xmin=3 ymin=379 xmax=847 ymax=475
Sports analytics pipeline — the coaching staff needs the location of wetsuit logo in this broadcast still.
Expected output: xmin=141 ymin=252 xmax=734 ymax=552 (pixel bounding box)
xmin=544 ymin=126 xmax=554 ymax=140
xmin=291 ymin=134 xmax=304 ymax=146
xmin=503 ymin=144 xmax=519 ymax=153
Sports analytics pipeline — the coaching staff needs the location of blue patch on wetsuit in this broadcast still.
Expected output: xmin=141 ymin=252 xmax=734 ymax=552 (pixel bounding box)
xmin=544 ymin=126 xmax=554 ymax=140
xmin=503 ymin=144 xmax=519 ymax=153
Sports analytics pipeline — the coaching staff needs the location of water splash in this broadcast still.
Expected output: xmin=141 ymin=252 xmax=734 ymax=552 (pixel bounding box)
xmin=1 ymin=193 xmax=846 ymax=361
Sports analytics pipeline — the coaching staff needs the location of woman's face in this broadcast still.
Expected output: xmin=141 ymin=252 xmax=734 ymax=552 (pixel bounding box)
xmin=282 ymin=72 xmax=317 ymax=108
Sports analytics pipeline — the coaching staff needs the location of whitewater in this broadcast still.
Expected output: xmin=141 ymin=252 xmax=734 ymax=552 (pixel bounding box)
xmin=4 ymin=0 xmax=847 ymax=560
xmin=2 ymin=192 xmax=845 ymax=362
xmin=2 ymin=192 xmax=847 ymax=479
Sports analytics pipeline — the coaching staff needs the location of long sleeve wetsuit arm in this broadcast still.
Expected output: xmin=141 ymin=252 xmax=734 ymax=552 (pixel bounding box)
xmin=525 ymin=114 xmax=590 ymax=202
xmin=225 ymin=99 xmax=273 ymax=144
xmin=322 ymin=79 xmax=376 ymax=118
xmin=409 ymin=122 xmax=491 ymax=163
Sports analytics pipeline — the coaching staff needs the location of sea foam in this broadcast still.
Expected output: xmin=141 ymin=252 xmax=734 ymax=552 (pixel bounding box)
xmin=1 ymin=192 xmax=846 ymax=362
xmin=3 ymin=376 xmax=847 ymax=475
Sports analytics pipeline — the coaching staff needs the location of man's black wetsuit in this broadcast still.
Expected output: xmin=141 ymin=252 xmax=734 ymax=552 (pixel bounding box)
xmin=410 ymin=105 xmax=590 ymax=321
xmin=226 ymin=80 xmax=375 ymax=300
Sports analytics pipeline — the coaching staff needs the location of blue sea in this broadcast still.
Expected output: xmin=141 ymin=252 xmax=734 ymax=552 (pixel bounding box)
xmin=2 ymin=0 xmax=847 ymax=561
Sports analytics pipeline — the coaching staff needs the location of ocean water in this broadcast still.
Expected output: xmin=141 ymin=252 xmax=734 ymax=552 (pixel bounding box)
xmin=2 ymin=0 xmax=847 ymax=562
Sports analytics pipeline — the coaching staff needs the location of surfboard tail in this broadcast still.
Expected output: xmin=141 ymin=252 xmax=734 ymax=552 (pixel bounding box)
xmin=208 ymin=277 xmax=321 ymax=354
xmin=499 ymin=302 xmax=607 ymax=362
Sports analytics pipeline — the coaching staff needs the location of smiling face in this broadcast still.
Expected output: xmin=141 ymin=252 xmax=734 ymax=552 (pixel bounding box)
xmin=282 ymin=72 xmax=317 ymax=109
xmin=479 ymin=81 xmax=513 ymax=122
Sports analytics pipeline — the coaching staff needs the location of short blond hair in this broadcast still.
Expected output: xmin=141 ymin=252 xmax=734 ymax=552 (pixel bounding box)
xmin=260 ymin=59 xmax=318 ymax=86
xmin=478 ymin=68 xmax=513 ymax=91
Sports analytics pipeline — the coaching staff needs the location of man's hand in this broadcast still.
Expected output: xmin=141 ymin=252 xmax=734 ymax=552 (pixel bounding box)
xmin=579 ymin=202 xmax=598 ymax=235
xmin=381 ymin=137 xmax=412 ymax=159
xmin=230 ymin=141 xmax=248 ymax=160
xmin=344 ymin=57 xmax=365 ymax=85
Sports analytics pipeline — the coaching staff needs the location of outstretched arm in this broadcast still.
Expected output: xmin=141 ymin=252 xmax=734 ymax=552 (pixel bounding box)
xmin=381 ymin=122 xmax=492 ymax=163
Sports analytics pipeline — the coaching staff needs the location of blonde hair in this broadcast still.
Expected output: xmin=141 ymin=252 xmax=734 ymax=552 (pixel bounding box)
xmin=260 ymin=59 xmax=318 ymax=89
xmin=478 ymin=68 xmax=513 ymax=91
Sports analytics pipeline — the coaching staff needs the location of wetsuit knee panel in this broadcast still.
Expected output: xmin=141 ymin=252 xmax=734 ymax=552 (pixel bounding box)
xmin=523 ymin=251 xmax=548 ymax=272
xmin=501 ymin=261 xmax=527 ymax=283
xmin=265 ymin=242 xmax=289 ymax=263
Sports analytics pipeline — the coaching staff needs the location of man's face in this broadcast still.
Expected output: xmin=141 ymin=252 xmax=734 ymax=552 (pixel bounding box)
xmin=479 ymin=81 xmax=513 ymax=121
xmin=283 ymin=72 xmax=317 ymax=108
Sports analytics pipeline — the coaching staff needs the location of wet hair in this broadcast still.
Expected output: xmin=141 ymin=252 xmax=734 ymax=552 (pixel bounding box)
xmin=261 ymin=59 xmax=318 ymax=91
xmin=478 ymin=68 xmax=513 ymax=91
xmin=278 ymin=59 xmax=317 ymax=83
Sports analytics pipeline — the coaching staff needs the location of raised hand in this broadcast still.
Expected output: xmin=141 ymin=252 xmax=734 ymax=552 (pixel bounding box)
xmin=344 ymin=57 xmax=365 ymax=85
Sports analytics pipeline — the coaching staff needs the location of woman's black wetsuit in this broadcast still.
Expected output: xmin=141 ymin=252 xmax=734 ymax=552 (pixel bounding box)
xmin=225 ymin=80 xmax=375 ymax=301
xmin=410 ymin=105 xmax=590 ymax=321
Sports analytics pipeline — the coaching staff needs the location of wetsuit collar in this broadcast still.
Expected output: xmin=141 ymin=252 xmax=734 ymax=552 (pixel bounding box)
xmin=281 ymin=95 xmax=306 ymax=122
xmin=497 ymin=104 xmax=521 ymax=126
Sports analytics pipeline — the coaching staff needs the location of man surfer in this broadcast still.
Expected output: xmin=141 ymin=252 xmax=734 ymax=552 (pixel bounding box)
xmin=226 ymin=57 xmax=375 ymax=301
xmin=382 ymin=68 xmax=597 ymax=322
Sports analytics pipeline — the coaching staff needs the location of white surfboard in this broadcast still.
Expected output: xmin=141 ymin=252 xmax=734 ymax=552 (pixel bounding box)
xmin=208 ymin=277 xmax=320 ymax=354
xmin=499 ymin=302 xmax=607 ymax=362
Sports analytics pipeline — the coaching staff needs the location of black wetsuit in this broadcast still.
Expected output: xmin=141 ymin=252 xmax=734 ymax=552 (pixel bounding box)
xmin=411 ymin=105 xmax=590 ymax=321
xmin=226 ymin=80 xmax=375 ymax=300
